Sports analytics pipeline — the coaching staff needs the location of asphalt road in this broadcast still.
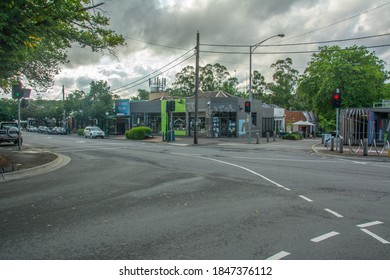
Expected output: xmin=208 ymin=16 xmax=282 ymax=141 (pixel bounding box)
xmin=0 ymin=132 xmax=389 ymax=259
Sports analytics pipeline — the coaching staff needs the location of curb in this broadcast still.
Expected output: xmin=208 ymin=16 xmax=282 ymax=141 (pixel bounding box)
xmin=311 ymin=143 xmax=390 ymax=162
xmin=0 ymin=153 xmax=71 ymax=183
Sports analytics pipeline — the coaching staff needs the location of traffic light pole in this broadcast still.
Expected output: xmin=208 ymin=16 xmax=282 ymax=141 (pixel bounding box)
xmin=336 ymin=108 xmax=340 ymax=151
xmin=17 ymin=98 xmax=22 ymax=151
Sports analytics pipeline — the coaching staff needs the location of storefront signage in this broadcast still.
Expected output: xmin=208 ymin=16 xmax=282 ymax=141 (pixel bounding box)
xmin=115 ymin=99 xmax=130 ymax=116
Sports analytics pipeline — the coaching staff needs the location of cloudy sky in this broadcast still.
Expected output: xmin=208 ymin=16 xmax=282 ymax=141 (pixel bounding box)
xmin=40 ymin=0 xmax=390 ymax=100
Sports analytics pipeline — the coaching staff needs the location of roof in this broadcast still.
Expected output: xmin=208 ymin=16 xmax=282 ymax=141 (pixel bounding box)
xmin=187 ymin=91 xmax=235 ymax=99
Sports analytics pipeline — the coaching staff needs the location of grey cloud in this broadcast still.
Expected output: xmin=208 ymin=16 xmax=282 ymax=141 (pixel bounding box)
xmin=56 ymin=0 xmax=389 ymax=98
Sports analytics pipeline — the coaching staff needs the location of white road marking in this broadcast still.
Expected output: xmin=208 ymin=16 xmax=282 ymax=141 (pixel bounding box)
xmin=298 ymin=195 xmax=313 ymax=202
xmin=195 ymin=156 xmax=291 ymax=191
xmin=356 ymin=221 xmax=383 ymax=228
xmin=266 ymin=251 xmax=290 ymax=260
xmin=168 ymin=143 xmax=190 ymax=146
xmin=233 ymin=156 xmax=340 ymax=163
xmin=324 ymin=208 xmax=344 ymax=218
xmin=360 ymin=229 xmax=390 ymax=244
xmin=311 ymin=231 xmax=340 ymax=242
xmin=351 ymin=161 xmax=367 ymax=165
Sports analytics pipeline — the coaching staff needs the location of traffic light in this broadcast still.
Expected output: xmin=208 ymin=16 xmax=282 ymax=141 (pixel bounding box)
xmin=332 ymin=91 xmax=342 ymax=108
xmin=244 ymin=101 xmax=251 ymax=113
xmin=12 ymin=83 xmax=23 ymax=99
xmin=21 ymin=99 xmax=29 ymax=108
xmin=166 ymin=100 xmax=175 ymax=112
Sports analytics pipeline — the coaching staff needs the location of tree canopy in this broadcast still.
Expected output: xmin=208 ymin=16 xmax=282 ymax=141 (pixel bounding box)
xmin=297 ymin=45 xmax=389 ymax=123
xmin=171 ymin=63 xmax=239 ymax=96
xmin=0 ymin=0 xmax=125 ymax=90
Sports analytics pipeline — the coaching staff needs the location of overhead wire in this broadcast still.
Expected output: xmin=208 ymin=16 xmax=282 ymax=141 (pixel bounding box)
xmin=285 ymin=1 xmax=390 ymax=41
xmin=112 ymin=47 xmax=195 ymax=93
xmin=125 ymin=36 xmax=190 ymax=51
xmin=113 ymin=52 xmax=196 ymax=94
xmin=201 ymin=32 xmax=390 ymax=48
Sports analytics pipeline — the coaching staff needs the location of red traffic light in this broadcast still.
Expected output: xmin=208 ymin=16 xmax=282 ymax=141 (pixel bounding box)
xmin=332 ymin=91 xmax=342 ymax=108
xmin=244 ymin=101 xmax=251 ymax=113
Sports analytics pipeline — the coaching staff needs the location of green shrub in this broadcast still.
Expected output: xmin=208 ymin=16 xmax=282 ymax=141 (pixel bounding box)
xmin=125 ymin=126 xmax=152 ymax=140
xmin=77 ymin=128 xmax=84 ymax=136
xmin=282 ymin=132 xmax=303 ymax=140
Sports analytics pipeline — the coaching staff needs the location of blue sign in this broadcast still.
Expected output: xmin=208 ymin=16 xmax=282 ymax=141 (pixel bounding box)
xmin=115 ymin=99 xmax=130 ymax=116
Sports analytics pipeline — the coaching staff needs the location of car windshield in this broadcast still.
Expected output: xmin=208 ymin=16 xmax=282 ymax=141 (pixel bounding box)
xmin=90 ymin=127 xmax=101 ymax=131
xmin=1 ymin=123 xmax=18 ymax=129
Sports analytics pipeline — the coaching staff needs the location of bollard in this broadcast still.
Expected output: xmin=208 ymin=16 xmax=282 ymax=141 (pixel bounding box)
xmin=322 ymin=134 xmax=324 ymax=144
xmin=273 ymin=131 xmax=276 ymax=141
xmin=266 ymin=132 xmax=270 ymax=142
xmin=363 ymin=138 xmax=368 ymax=156
xmin=256 ymin=133 xmax=259 ymax=144
xmin=330 ymin=137 xmax=334 ymax=151
xmin=339 ymin=138 xmax=343 ymax=153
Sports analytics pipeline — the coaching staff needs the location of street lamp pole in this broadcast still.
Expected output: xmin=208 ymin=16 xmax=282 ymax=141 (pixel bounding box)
xmin=248 ymin=33 xmax=284 ymax=144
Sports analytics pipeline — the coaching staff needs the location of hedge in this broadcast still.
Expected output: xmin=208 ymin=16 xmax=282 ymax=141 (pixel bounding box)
xmin=282 ymin=132 xmax=303 ymax=140
xmin=125 ymin=126 xmax=152 ymax=140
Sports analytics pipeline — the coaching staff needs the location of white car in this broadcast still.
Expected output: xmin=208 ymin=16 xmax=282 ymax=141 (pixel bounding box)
xmin=83 ymin=126 xmax=105 ymax=139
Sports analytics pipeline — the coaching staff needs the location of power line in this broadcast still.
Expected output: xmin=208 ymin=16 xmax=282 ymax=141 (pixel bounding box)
xmin=112 ymin=48 xmax=195 ymax=92
xmin=201 ymin=32 xmax=390 ymax=48
xmin=286 ymin=1 xmax=390 ymax=41
xmin=114 ymin=53 xmax=195 ymax=94
xmin=262 ymin=33 xmax=390 ymax=47
xmin=200 ymin=44 xmax=390 ymax=55
xmin=125 ymin=36 xmax=189 ymax=51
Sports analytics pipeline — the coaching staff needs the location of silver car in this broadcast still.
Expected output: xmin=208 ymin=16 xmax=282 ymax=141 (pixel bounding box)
xmin=83 ymin=126 xmax=105 ymax=139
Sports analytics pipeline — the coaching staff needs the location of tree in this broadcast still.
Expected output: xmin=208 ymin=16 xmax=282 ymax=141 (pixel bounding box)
xmin=0 ymin=0 xmax=125 ymax=90
xmin=251 ymin=70 xmax=268 ymax=101
xmin=221 ymin=77 xmax=239 ymax=95
xmin=87 ymin=80 xmax=115 ymax=125
xmin=298 ymin=45 xmax=389 ymax=123
xmin=171 ymin=63 xmax=235 ymax=96
xmin=266 ymin=58 xmax=299 ymax=108
xmin=171 ymin=66 xmax=195 ymax=97
xmin=131 ymin=89 xmax=150 ymax=100
xmin=0 ymin=98 xmax=17 ymax=121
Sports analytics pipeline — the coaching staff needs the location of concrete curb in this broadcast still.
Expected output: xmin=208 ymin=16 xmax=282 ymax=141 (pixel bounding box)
xmin=0 ymin=153 xmax=71 ymax=183
xmin=311 ymin=142 xmax=390 ymax=162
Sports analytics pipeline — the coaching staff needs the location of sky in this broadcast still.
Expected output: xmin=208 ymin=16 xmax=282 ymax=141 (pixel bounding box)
xmin=36 ymin=0 xmax=390 ymax=100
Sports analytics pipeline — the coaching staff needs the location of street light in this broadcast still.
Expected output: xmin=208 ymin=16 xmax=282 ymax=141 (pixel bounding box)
xmin=248 ymin=33 xmax=285 ymax=143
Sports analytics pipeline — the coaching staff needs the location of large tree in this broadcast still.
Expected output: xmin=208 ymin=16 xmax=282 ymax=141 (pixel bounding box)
xmin=0 ymin=0 xmax=125 ymax=90
xmin=171 ymin=65 xmax=195 ymax=97
xmin=171 ymin=63 xmax=235 ymax=96
xmin=251 ymin=70 xmax=267 ymax=101
xmin=266 ymin=58 xmax=299 ymax=108
xmin=298 ymin=45 xmax=389 ymax=124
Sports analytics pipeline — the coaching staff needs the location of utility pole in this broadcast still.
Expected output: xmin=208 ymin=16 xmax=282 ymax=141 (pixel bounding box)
xmin=194 ymin=31 xmax=200 ymax=145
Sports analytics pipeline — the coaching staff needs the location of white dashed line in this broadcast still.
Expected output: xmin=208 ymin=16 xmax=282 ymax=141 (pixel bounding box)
xmin=298 ymin=195 xmax=313 ymax=202
xmin=311 ymin=231 xmax=340 ymax=243
xmin=266 ymin=251 xmax=291 ymax=260
xmin=360 ymin=229 xmax=390 ymax=244
xmin=324 ymin=208 xmax=344 ymax=218
xmin=356 ymin=221 xmax=383 ymax=228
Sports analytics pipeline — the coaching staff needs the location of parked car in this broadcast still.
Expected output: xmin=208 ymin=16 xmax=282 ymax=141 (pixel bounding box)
xmin=52 ymin=127 xmax=66 ymax=135
xmin=38 ymin=126 xmax=48 ymax=133
xmin=83 ymin=126 xmax=105 ymax=139
xmin=27 ymin=126 xmax=38 ymax=132
xmin=0 ymin=122 xmax=22 ymax=145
